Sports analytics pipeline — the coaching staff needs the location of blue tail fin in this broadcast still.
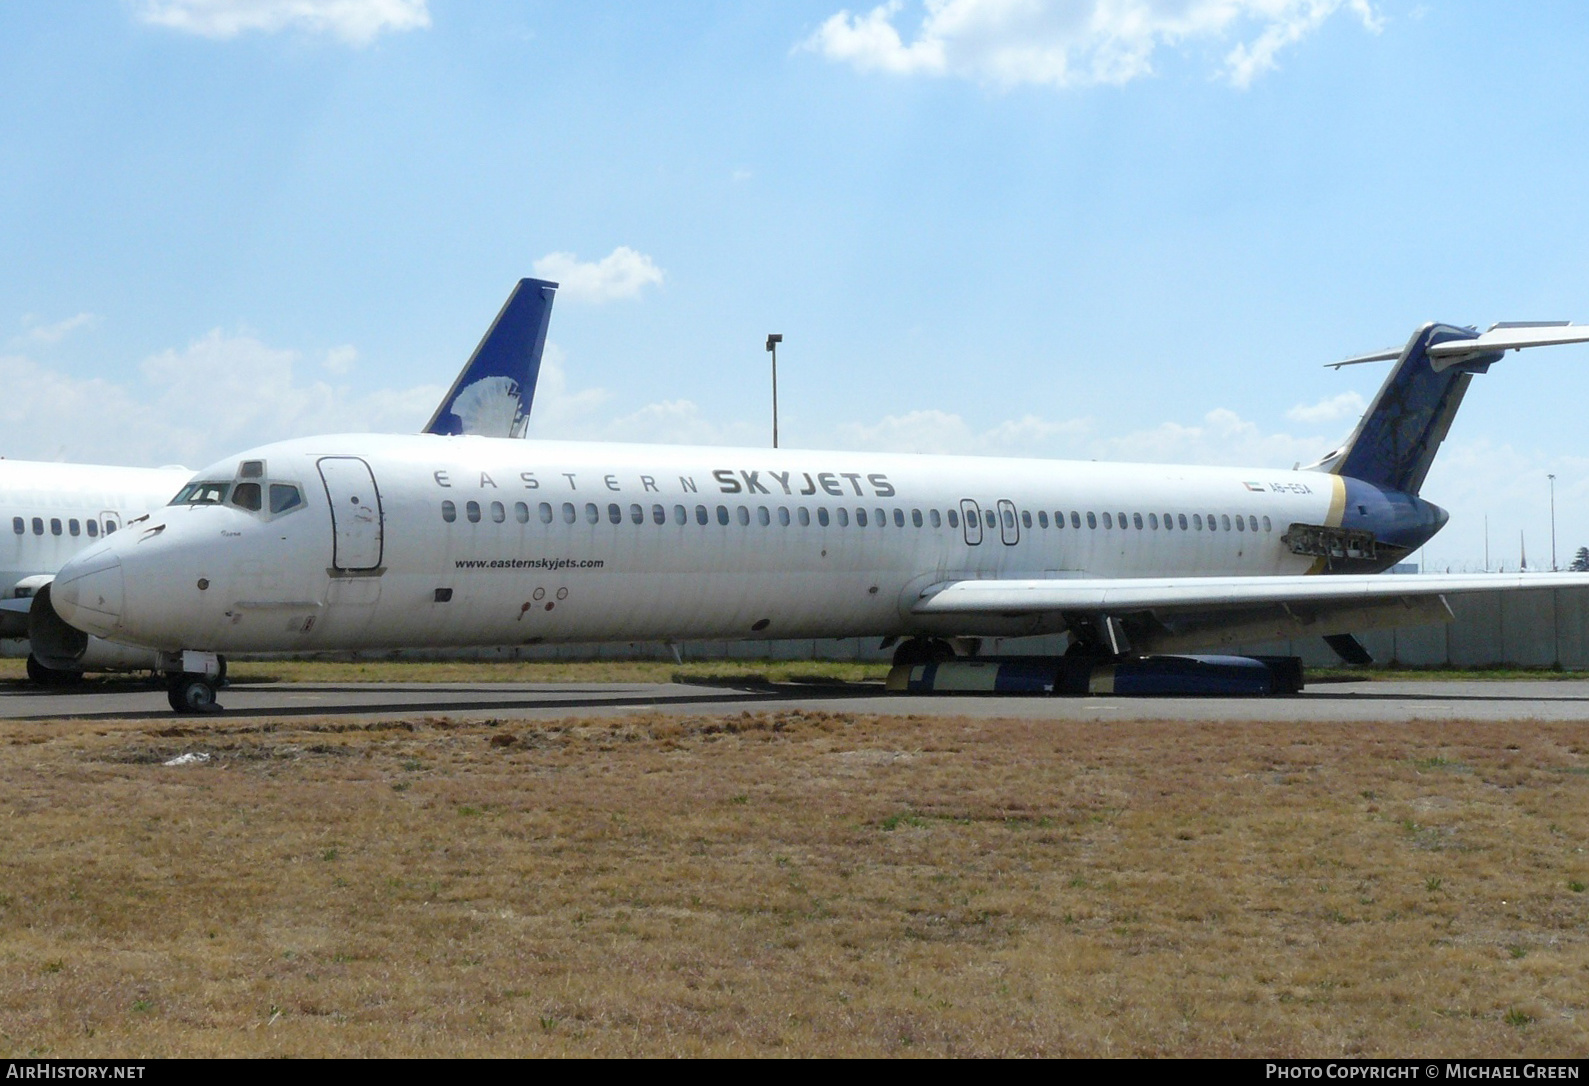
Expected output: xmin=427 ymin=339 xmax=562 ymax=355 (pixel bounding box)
xmin=1312 ymin=320 xmax=1589 ymax=494
xmin=423 ymin=277 xmax=558 ymax=438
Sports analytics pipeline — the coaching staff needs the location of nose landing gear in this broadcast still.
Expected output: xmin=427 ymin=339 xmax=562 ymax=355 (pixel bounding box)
xmin=162 ymin=651 xmax=226 ymax=714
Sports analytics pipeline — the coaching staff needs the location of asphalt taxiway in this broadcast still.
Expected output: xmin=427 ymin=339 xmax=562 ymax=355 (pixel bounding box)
xmin=6 ymin=677 xmax=1589 ymax=723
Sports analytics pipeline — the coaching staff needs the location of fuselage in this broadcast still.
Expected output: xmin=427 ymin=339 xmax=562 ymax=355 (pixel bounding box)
xmin=48 ymin=433 xmax=1450 ymax=655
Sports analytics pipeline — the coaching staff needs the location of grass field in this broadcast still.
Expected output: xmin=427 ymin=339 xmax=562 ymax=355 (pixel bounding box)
xmin=1 ymin=705 xmax=1585 ymax=1056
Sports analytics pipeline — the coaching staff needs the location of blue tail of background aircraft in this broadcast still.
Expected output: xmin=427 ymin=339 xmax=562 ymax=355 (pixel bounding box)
xmin=423 ymin=277 xmax=558 ymax=439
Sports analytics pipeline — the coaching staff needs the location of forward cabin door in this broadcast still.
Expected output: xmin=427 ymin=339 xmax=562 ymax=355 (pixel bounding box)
xmin=317 ymin=457 xmax=384 ymax=572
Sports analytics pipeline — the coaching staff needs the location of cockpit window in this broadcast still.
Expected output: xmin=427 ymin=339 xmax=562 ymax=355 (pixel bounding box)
xmin=172 ymin=481 xmax=231 ymax=505
xmin=231 ymin=482 xmax=263 ymax=511
xmin=269 ymin=484 xmax=304 ymax=515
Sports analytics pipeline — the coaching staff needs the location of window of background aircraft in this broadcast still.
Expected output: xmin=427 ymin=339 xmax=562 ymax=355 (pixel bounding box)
xmin=466 ymin=501 xmax=481 ymax=523
xmin=441 ymin=501 xmax=456 ymax=523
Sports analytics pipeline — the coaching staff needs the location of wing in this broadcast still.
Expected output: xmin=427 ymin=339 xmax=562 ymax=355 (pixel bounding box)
xmin=910 ymin=572 xmax=1589 ymax=654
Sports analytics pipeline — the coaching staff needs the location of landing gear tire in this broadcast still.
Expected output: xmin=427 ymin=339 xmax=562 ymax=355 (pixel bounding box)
xmin=26 ymin=654 xmax=83 ymax=687
xmin=891 ymin=637 xmax=956 ymax=668
xmin=167 ymin=675 xmax=221 ymax=714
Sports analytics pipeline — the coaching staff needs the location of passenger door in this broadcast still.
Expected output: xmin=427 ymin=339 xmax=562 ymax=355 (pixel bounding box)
xmin=317 ymin=457 xmax=384 ymax=572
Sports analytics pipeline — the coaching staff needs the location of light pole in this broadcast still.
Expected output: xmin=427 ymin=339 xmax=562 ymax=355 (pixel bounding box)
xmin=765 ymin=334 xmax=782 ymax=448
xmin=1550 ymin=473 xmax=1558 ymax=571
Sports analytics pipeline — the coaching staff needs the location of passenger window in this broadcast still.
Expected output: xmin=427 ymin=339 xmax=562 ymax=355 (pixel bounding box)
xmin=562 ymin=502 xmax=576 ymax=524
xmin=1222 ymin=514 xmax=1232 ymax=531
xmin=1037 ymin=511 xmax=1047 ymax=529
xmin=948 ymin=509 xmax=959 ymax=528
xmin=757 ymin=506 xmax=770 ymax=526
xmin=467 ymin=501 xmax=482 ymax=523
xmin=1117 ymin=512 xmax=1127 ymax=528
xmin=585 ymin=503 xmax=599 ymax=525
xmin=86 ymin=520 xmax=99 ymax=538
xmin=1178 ymin=514 xmax=1188 ymax=530
xmin=1071 ymin=512 xmax=1082 ymax=529
xmin=31 ymin=518 xmax=42 ymax=535
xmin=1148 ymin=513 xmax=1158 ymax=529
xmin=442 ymin=500 xmax=457 ymax=523
xmin=515 ymin=502 xmax=530 ymax=523
xmin=797 ymin=507 xmax=810 ymax=526
xmin=1021 ymin=510 xmax=1031 ymax=529
xmin=1102 ymin=513 xmax=1113 ymax=529
xmin=539 ymin=502 xmax=554 ymax=524
xmin=1132 ymin=513 xmax=1142 ymax=530
xmin=894 ymin=509 xmax=905 ymax=527
xmin=630 ymin=504 xmax=644 ymax=525
xmin=1235 ymin=515 xmax=1244 ymax=532
xmin=778 ymin=507 xmax=790 ymax=527
xmin=912 ymin=509 xmax=923 ymax=528
xmin=837 ymin=508 xmax=849 ymax=527
xmin=1163 ymin=512 xmax=1173 ymax=528
xmin=737 ymin=506 xmax=750 ymax=526
xmin=1249 ymin=516 xmax=1259 ymax=532
xmin=11 ymin=517 xmax=21 ymax=534
xmin=652 ymin=504 xmax=667 ymax=525
xmin=1192 ymin=514 xmax=1203 ymax=530
xmin=695 ymin=505 xmax=708 ymax=525
xmin=1087 ymin=512 xmax=1097 ymax=529
xmin=716 ymin=506 xmax=730 ymax=526
xmin=50 ymin=518 xmax=61 ymax=536
xmin=817 ymin=507 xmax=830 ymax=527
xmin=607 ymin=503 xmax=622 ymax=525
xmin=492 ymin=501 xmax=506 ymax=523
xmin=856 ymin=508 xmax=868 ymax=527
xmin=1262 ymin=516 xmax=1271 ymax=532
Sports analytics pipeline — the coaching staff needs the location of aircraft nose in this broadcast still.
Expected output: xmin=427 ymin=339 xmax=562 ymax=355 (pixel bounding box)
xmin=52 ymin=551 xmax=125 ymax=637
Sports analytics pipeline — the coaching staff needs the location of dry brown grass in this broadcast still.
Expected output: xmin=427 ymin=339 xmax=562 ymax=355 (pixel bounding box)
xmin=0 ymin=709 xmax=1586 ymax=1057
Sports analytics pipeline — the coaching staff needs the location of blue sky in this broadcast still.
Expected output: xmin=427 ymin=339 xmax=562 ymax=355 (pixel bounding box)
xmin=2 ymin=1 xmax=1588 ymax=570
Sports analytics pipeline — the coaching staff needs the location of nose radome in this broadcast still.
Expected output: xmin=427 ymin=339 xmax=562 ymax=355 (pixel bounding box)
xmin=52 ymin=552 xmax=124 ymax=636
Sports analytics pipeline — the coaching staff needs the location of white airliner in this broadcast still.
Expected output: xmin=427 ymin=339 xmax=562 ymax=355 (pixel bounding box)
xmin=3 ymin=277 xmax=557 ymax=684
xmin=45 ymin=318 xmax=1589 ymax=712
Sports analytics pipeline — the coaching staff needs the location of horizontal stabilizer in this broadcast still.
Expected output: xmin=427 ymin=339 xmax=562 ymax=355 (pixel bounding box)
xmin=1427 ymin=322 xmax=1589 ymax=370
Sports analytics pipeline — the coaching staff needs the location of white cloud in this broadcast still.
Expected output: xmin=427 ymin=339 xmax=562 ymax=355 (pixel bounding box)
xmin=0 ymin=331 xmax=437 ymax=467
xmin=1285 ymin=389 xmax=1366 ymax=424
xmin=323 ymin=344 xmax=358 ymax=374
xmin=136 ymin=0 xmax=430 ymax=46
xmin=17 ymin=312 xmax=97 ymax=346
xmin=531 ymin=247 xmax=665 ymax=304
xmin=801 ymin=0 xmax=1383 ymax=89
